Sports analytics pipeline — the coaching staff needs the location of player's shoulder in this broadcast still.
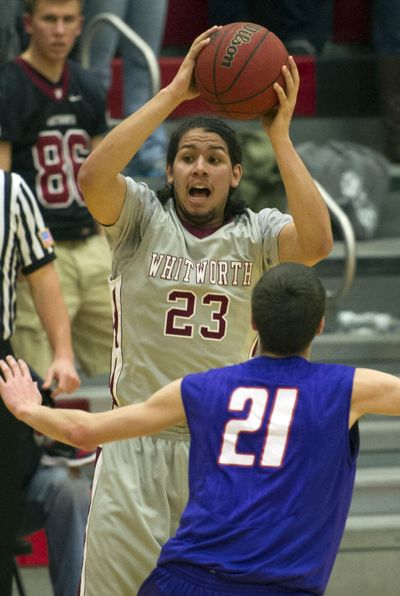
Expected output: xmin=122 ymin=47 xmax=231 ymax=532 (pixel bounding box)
xmin=305 ymin=360 xmax=356 ymax=393
xmin=0 ymin=59 xmax=20 ymax=76
xmin=67 ymin=60 xmax=105 ymax=103
xmin=0 ymin=59 xmax=25 ymax=91
xmin=0 ymin=60 xmax=38 ymax=120
xmin=233 ymin=205 xmax=287 ymax=227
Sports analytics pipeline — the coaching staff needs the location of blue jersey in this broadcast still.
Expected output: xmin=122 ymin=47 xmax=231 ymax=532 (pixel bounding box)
xmin=158 ymin=356 xmax=357 ymax=594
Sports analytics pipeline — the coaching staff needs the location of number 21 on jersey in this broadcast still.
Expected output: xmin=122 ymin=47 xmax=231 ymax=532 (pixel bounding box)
xmin=218 ymin=386 xmax=298 ymax=468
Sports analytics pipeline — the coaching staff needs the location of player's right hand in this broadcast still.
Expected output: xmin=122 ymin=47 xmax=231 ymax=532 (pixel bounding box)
xmin=0 ymin=356 xmax=42 ymax=419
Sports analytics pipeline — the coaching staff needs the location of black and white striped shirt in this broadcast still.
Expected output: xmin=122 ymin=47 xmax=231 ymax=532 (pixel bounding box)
xmin=0 ymin=170 xmax=55 ymax=340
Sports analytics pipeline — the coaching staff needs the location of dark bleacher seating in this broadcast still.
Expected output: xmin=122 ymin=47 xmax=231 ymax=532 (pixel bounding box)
xmin=107 ymin=55 xmax=317 ymax=120
xmin=161 ymin=0 xmax=208 ymax=48
xmin=105 ymin=0 xmax=376 ymax=121
xmin=332 ymin=0 xmax=372 ymax=44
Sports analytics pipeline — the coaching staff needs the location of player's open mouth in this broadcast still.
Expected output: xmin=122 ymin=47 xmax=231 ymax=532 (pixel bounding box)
xmin=189 ymin=185 xmax=211 ymax=198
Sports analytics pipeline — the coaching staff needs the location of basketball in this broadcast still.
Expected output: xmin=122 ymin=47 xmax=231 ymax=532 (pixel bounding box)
xmin=195 ymin=22 xmax=289 ymax=120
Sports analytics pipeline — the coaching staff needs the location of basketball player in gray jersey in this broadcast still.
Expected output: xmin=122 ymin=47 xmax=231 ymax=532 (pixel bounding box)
xmin=77 ymin=26 xmax=333 ymax=594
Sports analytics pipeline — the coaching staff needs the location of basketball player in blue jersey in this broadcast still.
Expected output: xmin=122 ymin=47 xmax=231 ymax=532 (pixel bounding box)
xmin=2 ymin=262 xmax=400 ymax=595
xmin=0 ymin=0 xmax=113 ymax=382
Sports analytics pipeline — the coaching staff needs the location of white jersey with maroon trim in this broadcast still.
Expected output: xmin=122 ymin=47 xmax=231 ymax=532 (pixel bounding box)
xmin=105 ymin=178 xmax=292 ymax=410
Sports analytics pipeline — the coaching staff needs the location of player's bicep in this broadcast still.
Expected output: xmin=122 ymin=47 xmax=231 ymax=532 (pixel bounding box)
xmin=78 ymin=166 xmax=127 ymax=226
xmin=144 ymin=379 xmax=187 ymax=430
xmin=0 ymin=140 xmax=12 ymax=170
xmin=277 ymin=222 xmax=300 ymax=263
xmin=278 ymin=222 xmax=314 ymax=265
xmin=350 ymin=368 xmax=400 ymax=427
xmin=83 ymin=381 xmax=186 ymax=445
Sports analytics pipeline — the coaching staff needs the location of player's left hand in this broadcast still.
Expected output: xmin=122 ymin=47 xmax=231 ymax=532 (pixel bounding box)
xmin=42 ymin=357 xmax=81 ymax=397
xmin=261 ymin=56 xmax=299 ymax=139
xmin=0 ymin=356 xmax=42 ymax=418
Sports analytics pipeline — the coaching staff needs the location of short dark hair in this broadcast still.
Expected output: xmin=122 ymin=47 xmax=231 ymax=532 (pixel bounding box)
xmin=252 ymin=263 xmax=326 ymax=356
xmin=24 ymin=0 xmax=83 ymax=15
xmin=157 ymin=116 xmax=246 ymax=219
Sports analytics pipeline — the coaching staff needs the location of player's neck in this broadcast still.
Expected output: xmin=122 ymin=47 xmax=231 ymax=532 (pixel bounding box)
xmin=20 ymin=48 xmax=65 ymax=84
xmin=260 ymin=346 xmax=311 ymax=361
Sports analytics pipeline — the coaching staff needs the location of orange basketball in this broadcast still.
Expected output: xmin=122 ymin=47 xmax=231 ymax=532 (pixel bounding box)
xmin=195 ymin=22 xmax=289 ymax=120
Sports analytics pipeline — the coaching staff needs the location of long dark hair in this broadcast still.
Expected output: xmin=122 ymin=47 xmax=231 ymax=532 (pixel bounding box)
xmin=157 ymin=116 xmax=247 ymax=219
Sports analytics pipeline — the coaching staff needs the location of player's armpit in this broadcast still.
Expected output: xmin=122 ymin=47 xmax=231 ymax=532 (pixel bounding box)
xmin=349 ymin=368 xmax=400 ymax=427
xmin=142 ymin=378 xmax=187 ymax=432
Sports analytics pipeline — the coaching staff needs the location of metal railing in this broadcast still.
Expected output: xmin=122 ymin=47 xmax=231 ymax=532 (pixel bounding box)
xmin=314 ymin=180 xmax=357 ymax=304
xmin=79 ymin=12 xmax=160 ymax=97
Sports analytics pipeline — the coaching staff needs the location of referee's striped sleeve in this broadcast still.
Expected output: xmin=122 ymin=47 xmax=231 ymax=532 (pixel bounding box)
xmin=1 ymin=171 xmax=54 ymax=339
xmin=13 ymin=173 xmax=56 ymax=274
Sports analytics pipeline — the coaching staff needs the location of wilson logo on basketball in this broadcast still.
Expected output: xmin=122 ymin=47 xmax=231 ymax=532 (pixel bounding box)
xmin=221 ymin=24 xmax=262 ymax=68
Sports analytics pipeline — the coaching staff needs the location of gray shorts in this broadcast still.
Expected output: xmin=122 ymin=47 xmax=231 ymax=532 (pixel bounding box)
xmin=80 ymin=429 xmax=190 ymax=595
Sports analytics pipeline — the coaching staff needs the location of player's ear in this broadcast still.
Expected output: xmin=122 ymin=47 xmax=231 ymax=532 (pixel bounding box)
xmin=77 ymin=14 xmax=84 ymax=36
xmin=230 ymin=163 xmax=242 ymax=188
xmin=316 ymin=317 xmax=325 ymax=336
xmin=251 ymin=316 xmax=257 ymax=331
xmin=166 ymin=164 xmax=173 ymax=185
xmin=23 ymin=13 xmax=33 ymax=35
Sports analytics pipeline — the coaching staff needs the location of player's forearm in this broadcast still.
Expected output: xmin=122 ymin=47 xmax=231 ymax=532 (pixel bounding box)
xmin=21 ymin=400 xmax=184 ymax=450
xmin=79 ymin=87 xmax=182 ymax=190
xmin=15 ymin=402 xmax=131 ymax=451
xmin=78 ymin=86 xmax=184 ymax=225
xmin=273 ymin=137 xmax=333 ymax=264
xmin=1 ymin=365 xmax=185 ymax=448
xmin=21 ymin=405 xmax=97 ymax=450
xmin=79 ymin=28 xmax=215 ymax=190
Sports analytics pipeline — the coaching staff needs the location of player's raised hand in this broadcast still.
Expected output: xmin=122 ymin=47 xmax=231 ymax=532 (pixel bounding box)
xmin=0 ymin=356 xmax=42 ymax=418
xmin=261 ymin=56 xmax=300 ymax=139
xmin=168 ymin=26 xmax=221 ymax=102
xmin=42 ymin=357 xmax=81 ymax=398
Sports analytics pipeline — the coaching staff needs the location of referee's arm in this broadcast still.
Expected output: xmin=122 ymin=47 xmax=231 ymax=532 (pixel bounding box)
xmin=27 ymin=264 xmax=80 ymax=396
xmin=14 ymin=174 xmax=80 ymax=396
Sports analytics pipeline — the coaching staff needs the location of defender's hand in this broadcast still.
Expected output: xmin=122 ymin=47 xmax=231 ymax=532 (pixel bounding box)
xmin=0 ymin=356 xmax=42 ymax=419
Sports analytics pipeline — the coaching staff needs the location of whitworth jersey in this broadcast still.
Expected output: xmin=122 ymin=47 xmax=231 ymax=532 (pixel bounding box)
xmin=159 ymin=356 xmax=358 ymax=594
xmin=0 ymin=58 xmax=107 ymax=241
xmin=105 ymin=179 xmax=292 ymax=409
